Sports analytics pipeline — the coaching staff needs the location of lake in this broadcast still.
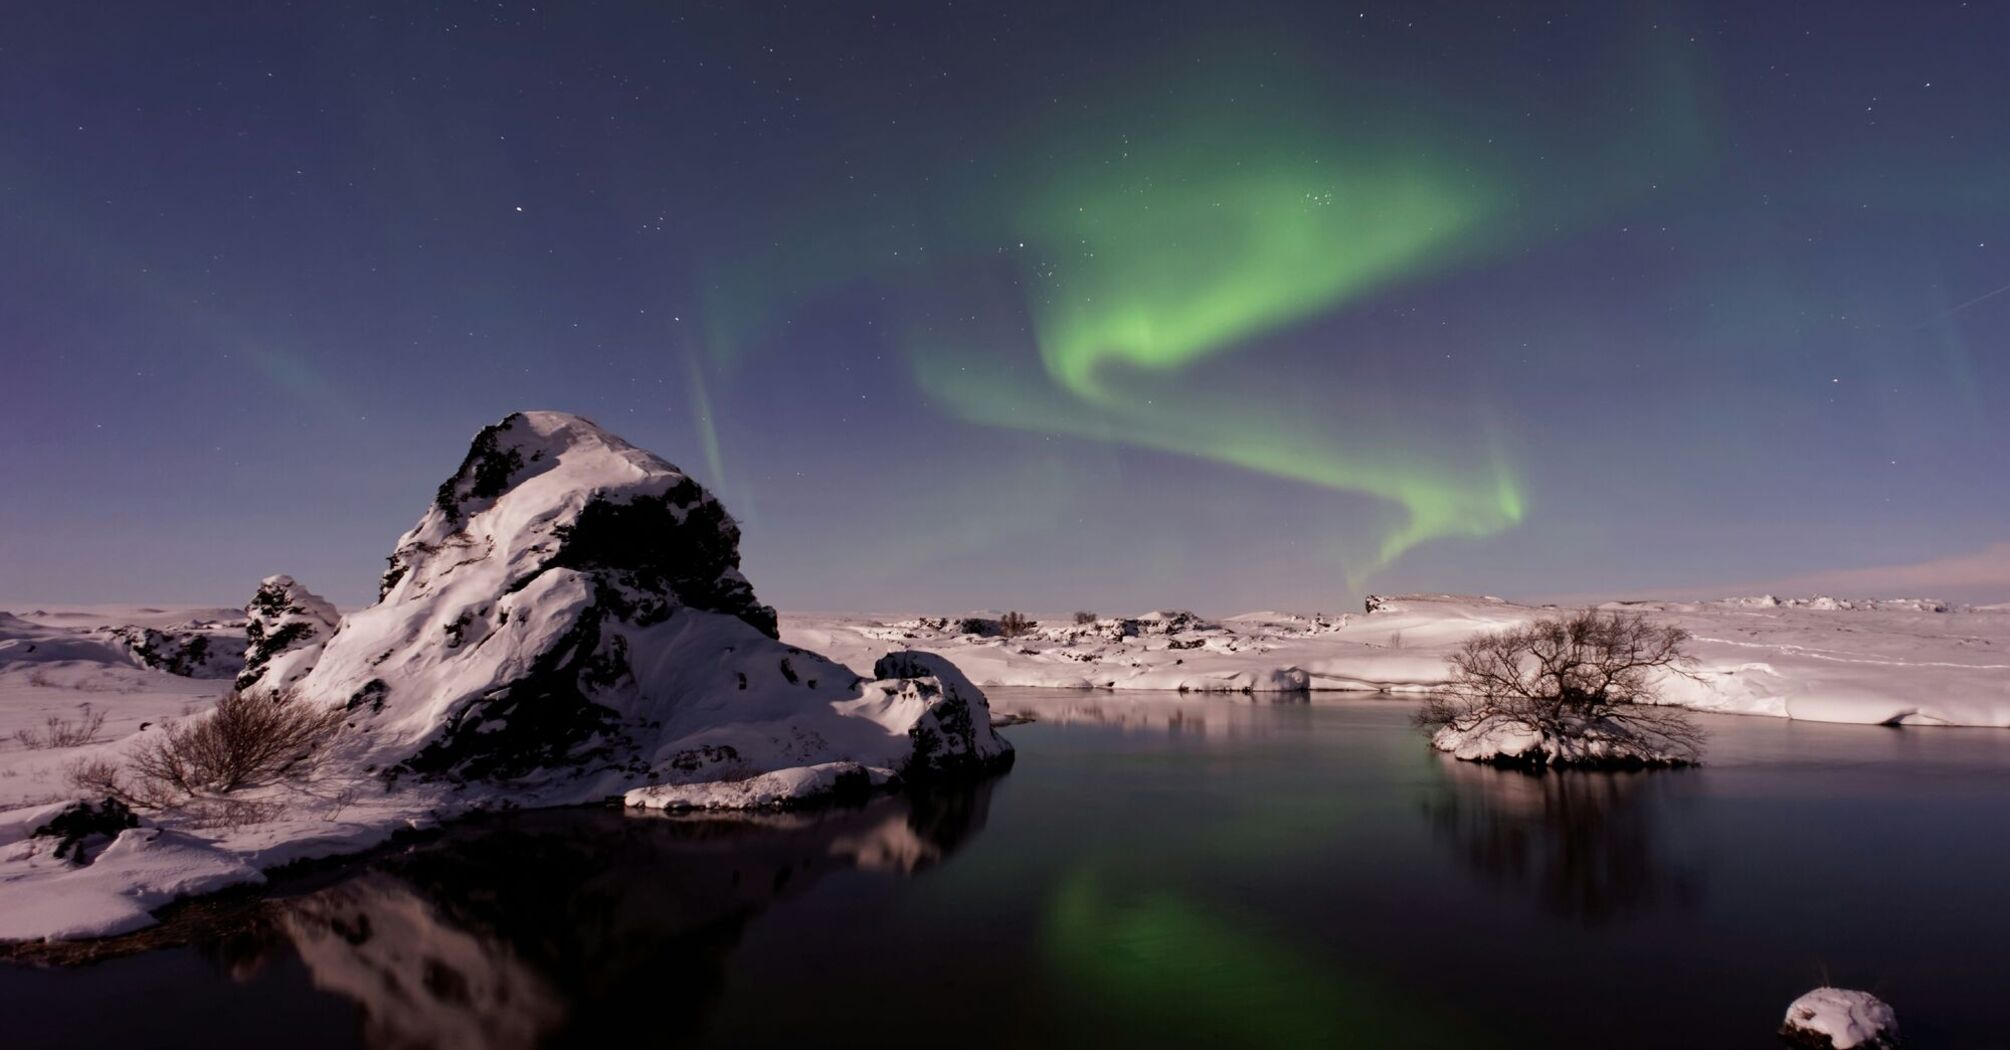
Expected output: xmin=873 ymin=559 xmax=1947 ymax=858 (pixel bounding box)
xmin=5 ymin=690 xmax=2009 ymax=1048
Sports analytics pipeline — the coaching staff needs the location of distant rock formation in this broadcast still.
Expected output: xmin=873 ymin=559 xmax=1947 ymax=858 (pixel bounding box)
xmin=100 ymin=623 xmax=242 ymax=680
xmin=236 ymin=575 xmax=340 ymax=694
xmin=288 ymin=411 xmax=1010 ymax=803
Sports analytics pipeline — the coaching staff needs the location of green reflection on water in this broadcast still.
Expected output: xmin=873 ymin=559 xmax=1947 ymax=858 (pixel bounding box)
xmin=1042 ymin=866 xmax=1489 ymax=1047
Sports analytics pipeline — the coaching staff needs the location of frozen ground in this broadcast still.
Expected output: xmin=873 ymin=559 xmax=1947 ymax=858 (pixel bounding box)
xmin=786 ymin=594 xmax=2010 ymax=727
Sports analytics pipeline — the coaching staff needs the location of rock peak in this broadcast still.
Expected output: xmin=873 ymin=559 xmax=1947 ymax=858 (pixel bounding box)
xmin=383 ymin=411 xmax=775 ymax=638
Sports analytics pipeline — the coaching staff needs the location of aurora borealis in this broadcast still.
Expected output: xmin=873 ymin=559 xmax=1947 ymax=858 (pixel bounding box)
xmin=5 ymin=1 xmax=2008 ymax=609
xmin=913 ymin=90 xmax=1526 ymax=572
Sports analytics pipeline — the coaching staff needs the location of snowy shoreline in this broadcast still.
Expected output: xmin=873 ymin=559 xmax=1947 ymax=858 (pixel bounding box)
xmin=784 ymin=594 xmax=2010 ymax=728
xmin=3 ymin=590 xmax=2006 ymax=946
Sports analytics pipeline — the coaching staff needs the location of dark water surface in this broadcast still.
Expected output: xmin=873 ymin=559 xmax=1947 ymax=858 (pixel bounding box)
xmin=5 ymin=692 xmax=2009 ymax=1048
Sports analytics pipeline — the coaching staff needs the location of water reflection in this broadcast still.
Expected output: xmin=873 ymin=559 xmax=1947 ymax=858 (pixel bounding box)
xmin=207 ymin=786 xmax=997 ymax=1048
xmin=1042 ymin=869 xmax=1487 ymax=1048
xmin=986 ymin=690 xmax=1299 ymax=737
xmin=1425 ymin=759 xmax=1699 ymax=924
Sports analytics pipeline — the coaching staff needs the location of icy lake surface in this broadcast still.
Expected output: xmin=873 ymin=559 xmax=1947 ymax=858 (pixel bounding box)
xmin=5 ymin=691 xmax=2009 ymax=1049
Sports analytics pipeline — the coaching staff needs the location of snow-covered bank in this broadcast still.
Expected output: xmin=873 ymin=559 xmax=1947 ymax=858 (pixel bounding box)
xmin=785 ymin=594 xmax=2010 ymax=727
xmin=1 ymin=411 xmax=1010 ymax=943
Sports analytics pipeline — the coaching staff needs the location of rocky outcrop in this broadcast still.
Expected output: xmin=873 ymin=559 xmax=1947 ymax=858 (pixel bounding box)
xmin=289 ymin=411 xmax=1009 ymax=804
xmin=236 ymin=575 xmax=340 ymax=694
xmin=101 ymin=623 xmax=242 ymax=680
xmin=1132 ymin=609 xmax=1213 ymax=635
xmin=871 ymin=650 xmax=1014 ymax=779
xmin=386 ymin=413 xmax=775 ymax=638
xmin=31 ymin=799 xmax=140 ymax=863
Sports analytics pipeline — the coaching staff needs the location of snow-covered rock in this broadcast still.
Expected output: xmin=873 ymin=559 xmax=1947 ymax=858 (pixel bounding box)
xmin=869 ymin=650 xmax=1013 ymax=777
xmin=292 ymin=410 xmax=1009 ymax=798
xmin=1429 ymin=713 xmax=1700 ymax=768
xmin=99 ymin=623 xmax=243 ymax=679
xmin=1780 ymin=987 xmax=1900 ymax=1049
xmin=236 ymin=574 xmax=340 ymax=694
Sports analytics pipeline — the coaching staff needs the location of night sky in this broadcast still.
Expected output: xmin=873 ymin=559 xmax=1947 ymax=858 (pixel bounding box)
xmin=5 ymin=1 xmax=2008 ymax=612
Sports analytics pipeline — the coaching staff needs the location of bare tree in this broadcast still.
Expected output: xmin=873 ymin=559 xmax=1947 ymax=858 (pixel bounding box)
xmin=998 ymin=611 xmax=1035 ymax=638
xmin=1072 ymin=610 xmax=1098 ymax=626
xmin=1419 ymin=610 xmax=1703 ymax=759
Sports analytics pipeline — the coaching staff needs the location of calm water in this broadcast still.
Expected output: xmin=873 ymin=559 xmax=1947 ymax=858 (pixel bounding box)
xmin=6 ymin=691 xmax=2010 ymax=1048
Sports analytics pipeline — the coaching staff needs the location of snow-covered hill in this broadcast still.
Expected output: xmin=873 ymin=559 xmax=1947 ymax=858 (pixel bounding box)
xmin=786 ymin=593 xmax=2010 ymax=727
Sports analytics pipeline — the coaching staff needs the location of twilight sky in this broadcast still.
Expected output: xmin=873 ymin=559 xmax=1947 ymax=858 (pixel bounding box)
xmin=4 ymin=1 xmax=2007 ymax=613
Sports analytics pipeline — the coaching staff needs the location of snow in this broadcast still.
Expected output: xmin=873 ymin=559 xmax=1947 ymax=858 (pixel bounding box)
xmin=1781 ymin=987 xmax=1900 ymax=1049
xmin=0 ymin=825 xmax=263 ymax=941
xmin=1430 ymin=713 xmax=1699 ymax=767
xmin=626 ymin=761 xmax=887 ymax=810
xmin=786 ymin=593 xmax=2010 ymax=726
xmin=0 ymin=411 xmax=1011 ymax=942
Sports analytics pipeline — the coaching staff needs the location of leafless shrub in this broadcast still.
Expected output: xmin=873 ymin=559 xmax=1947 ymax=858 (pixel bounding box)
xmin=66 ymin=756 xmax=178 ymax=809
xmin=14 ymin=705 xmax=107 ymax=749
xmin=125 ymin=691 xmax=346 ymax=802
xmin=1072 ymin=611 xmax=1098 ymax=625
xmin=1418 ymin=609 xmax=1703 ymax=755
xmin=998 ymin=611 xmax=1035 ymax=638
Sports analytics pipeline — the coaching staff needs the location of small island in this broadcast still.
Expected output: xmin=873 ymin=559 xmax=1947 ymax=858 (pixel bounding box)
xmin=1418 ymin=609 xmax=1703 ymax=768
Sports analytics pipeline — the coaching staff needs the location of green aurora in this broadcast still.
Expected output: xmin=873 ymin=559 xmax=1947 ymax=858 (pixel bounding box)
xmin=693 ymin=29 xmax=1715 ymax=580
xmin=912 ymin=102 xmax=1527 ymax=571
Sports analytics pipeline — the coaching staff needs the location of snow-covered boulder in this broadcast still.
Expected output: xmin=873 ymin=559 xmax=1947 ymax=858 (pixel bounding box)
xmin=236 ymin=574 xmax=340 ymax=694
xmin=870 ymin=650 xmax=1013 ymax=778
xmin=1430 ymin=713 xmax=1700 ymax=768
xmin=1133 ymin=609 xmax=1213 ymax=635
xmin=290 ymin=411 xmax=1009 ymax=803
xmin=29 ymin=798 xmax=140 ymax=863
xmin=1780 ymin=988 xmax=1900 ymax=1049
